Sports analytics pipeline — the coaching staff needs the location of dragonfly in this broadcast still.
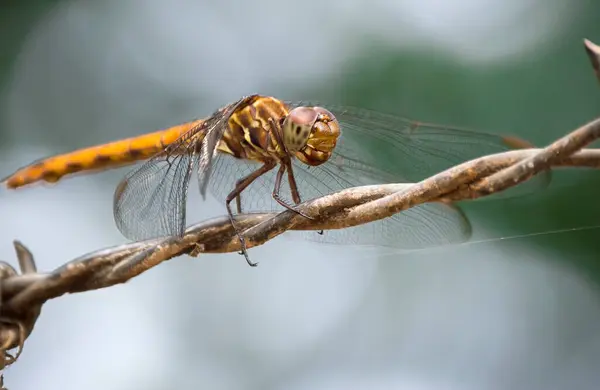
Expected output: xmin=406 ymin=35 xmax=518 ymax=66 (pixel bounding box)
xmin=2 ymin=95 xmax=550 ymax=266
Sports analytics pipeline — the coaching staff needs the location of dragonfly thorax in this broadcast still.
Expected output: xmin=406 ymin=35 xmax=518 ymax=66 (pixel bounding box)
xmin=282 ymin=106 xmax=340 ymax=166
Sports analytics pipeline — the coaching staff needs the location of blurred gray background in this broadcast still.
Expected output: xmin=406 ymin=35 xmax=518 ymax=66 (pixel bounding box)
xmin=1 ymin=1 xmax=600 ymax=389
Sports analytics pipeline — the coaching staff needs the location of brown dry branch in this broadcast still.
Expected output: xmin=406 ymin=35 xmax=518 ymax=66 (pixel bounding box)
xmin=1 ymin=38 xmax=599 ymax=377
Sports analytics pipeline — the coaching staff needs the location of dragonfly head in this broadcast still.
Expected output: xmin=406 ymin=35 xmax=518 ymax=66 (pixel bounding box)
xmin=282 ymin=106 xmax=340 ymax=166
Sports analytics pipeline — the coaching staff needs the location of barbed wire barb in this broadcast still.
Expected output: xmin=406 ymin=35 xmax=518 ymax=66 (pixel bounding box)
xmin=584 ymin=38 xmax=600 ymax=83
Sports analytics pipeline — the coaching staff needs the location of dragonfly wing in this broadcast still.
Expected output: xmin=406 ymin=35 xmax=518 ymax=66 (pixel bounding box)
xmin=113 ymin=96 xmax=262 ymax=241
xmin=306 ymin=202 xmax=472 ymax=249
xmin=303 ymin=103 xmax=552 ymax=198
xmin=289 ymin=158 xmax=472 ymax=249
xmin=113 ymin=145 xmax=198 ymax=241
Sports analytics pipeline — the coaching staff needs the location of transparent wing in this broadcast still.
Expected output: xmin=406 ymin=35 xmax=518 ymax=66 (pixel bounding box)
xmin=325 ymin=104 xmax=552 ymax=196
xmin=292 ymin=160 xmax=472 ymax=248
xmin=113 ymin=129 xmax=200 ymax=241
xmin=112 ymin=97 xmax=256 ymax=241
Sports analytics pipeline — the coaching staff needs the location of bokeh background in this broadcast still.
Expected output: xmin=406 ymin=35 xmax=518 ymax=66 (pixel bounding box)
xmin=1 ymin=1 xmax=600 ymax=389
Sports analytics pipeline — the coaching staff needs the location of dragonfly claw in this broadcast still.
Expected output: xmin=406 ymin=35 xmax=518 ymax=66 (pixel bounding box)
xmin=238 ymin=250 xmax=258 ymax=267
xmin=234 ymin=231 xmax=258 ymax=267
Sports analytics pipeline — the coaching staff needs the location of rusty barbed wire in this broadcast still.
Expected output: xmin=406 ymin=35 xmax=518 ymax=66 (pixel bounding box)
xmin=0 ymin=37 xmax=599 ymax=384
xmin=0 ymin=242 xmax=41 ymax=389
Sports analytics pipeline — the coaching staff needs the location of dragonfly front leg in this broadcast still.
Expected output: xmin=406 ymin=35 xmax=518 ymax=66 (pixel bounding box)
xmin=285 ymin=162 xmax=302 ymax=204
xmin=285 ymin=163 xmax=323 ymax=235
xmin=226 ymin=160 xmax=277 ymax=267
xmin=234 ymin=178 xmax=244 ymax=214
xmin=272 ymin=161 xmax=315 ymax=221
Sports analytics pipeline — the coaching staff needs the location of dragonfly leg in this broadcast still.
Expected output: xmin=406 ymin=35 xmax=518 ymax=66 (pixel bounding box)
xmin=272 ymin=161 xmax=315 ymax=220
xmin=285 ymin=164 xmax=323 ymax=235
xmin=285 ymin=163 xmax=302 ymax=204
xmin=233 ymin=175 xmax=249 ymax=214
xmin=235 ymin=188 xmax=243 ymax=214
xmin=226 ymin=161 xmax=277 ymax=266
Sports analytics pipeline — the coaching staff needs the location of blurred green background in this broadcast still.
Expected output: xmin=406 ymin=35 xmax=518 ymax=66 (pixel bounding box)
xmin=1 ymin=1 xmax=600 ymax=389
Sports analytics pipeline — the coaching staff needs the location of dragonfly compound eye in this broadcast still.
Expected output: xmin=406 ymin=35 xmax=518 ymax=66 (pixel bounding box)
xmin=283 ymin=106 xmax=340 ymax=166
xmin=282 ymin=107 xmax=317 ymax=153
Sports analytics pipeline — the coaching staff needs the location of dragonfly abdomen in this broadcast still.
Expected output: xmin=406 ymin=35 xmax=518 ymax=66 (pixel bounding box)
xmin=2 ymin=122 xmax=200 ymax=189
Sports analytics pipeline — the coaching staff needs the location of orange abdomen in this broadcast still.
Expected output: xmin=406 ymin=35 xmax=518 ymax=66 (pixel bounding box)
xmin=2 ymin=120 xmax=203 ymax=189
